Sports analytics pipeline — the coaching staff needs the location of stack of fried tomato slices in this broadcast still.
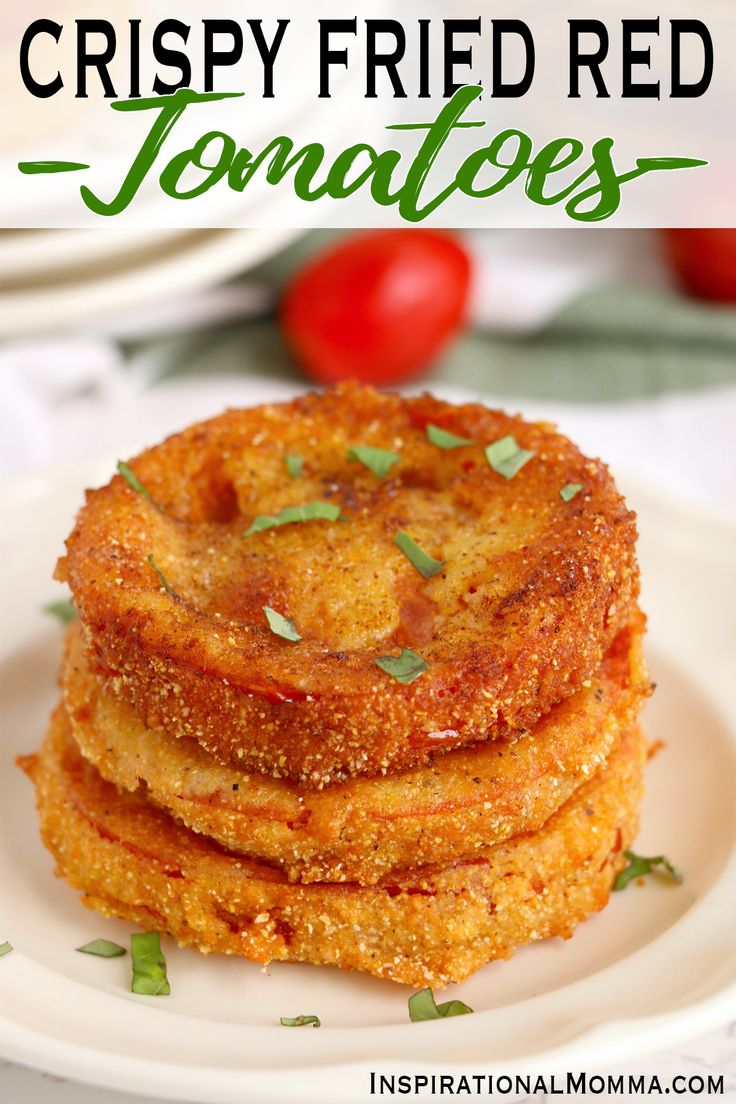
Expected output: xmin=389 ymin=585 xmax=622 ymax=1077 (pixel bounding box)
xmin=21 ymin=384 xmax=650 ymax=988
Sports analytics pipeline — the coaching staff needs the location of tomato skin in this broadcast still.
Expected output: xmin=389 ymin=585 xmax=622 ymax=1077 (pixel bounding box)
xmin=663 ymin=229 xmax=736 ymax=303
xmin=279 ymin=230 xmax=472 ymax=386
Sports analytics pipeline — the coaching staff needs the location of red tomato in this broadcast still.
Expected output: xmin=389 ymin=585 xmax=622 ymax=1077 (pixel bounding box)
xmin=663 ymin=229 xmax=736 ymax=303
xmin=280 ymin=230 xmax=472 ymax=386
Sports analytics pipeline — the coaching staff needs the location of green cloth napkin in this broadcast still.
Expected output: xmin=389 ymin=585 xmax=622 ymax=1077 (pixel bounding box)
xmin=132 ymin=235 xmax=736 ymax=404
xmin=438 ymin=285 xmax=736 ymax=402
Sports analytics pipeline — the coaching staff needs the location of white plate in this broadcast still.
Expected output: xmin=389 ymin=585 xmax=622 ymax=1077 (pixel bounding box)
xmin=1 ymin=401 xmax=735 ymax=1104
xmin=0 ymin=228 xmax=183 ymax=281
xmin=0 ymin=228 xmax=299 ymax=339
xmin=1 ymin=0 xmax=370 ymax=231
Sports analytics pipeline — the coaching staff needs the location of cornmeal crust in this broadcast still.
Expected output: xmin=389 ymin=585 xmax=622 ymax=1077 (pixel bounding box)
xmin=20 ymin=708 xmax=645 ymax=989
xmin=62 ymin=612 xmax=649 ymax=884
xmin=58 ymin=385 xmax=639 ymax=785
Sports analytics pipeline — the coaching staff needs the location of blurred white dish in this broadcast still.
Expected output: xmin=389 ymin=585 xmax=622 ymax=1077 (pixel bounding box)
xmin=0 ymin=228 xmax=182 ymax=280
xmin=0 ymin=228 xmax=298 ymax=338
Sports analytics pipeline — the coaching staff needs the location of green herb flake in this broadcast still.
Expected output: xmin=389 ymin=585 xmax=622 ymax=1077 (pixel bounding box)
xmin=77 ymin=939 xmax=126 ymax=958
xmin=44 ymin=599 xmax=77 ymax=625
xmin=485 ymin=435 xmax=535 ymax=480
xmin=146 ymin=555 xmax=178 ymax=599
xmin=560 ymin=483 xmax=583 ymax=503
xmin=117 ymin=460 xmax=153 ymax=501
xmin=285 ymin=454 xmax=303 ymax=479
xmin=0 ymin=942 xmax=12 ymax=957
xmin=280 ymin=1014 xmax=321 ymax=1028
xmin=408 ymin=987 xmax=473 ymax=1022
xmin=394 ymin=530 xmax=446 ymax=579
xmin=244 ymin=501 xmax=344 ymax=536
xmin=614 ymin=850 xmax=684 ymax=892
xmin=263 ymin=606 xmax=301 ymax=642
xmin=347 ymin=445 xmax=401 ymax=479
xmin=131 ymin=932 xmax=170 ymax=996
xmin=375 ymin=648 xmax=429 ymax=685
xmin=426 ymin=424 xmax=475 ymax=449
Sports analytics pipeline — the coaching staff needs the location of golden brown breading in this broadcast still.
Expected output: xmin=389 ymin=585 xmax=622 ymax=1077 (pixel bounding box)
xmin=58 ymin=385 xmax=639 ymax=785
xmin=20 ymin=707 xmax=645 ymax=989
xmin=62 ymin=612 xmax=649 ymax=884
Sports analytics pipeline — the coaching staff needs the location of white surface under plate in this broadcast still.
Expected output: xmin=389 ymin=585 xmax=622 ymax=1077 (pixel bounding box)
xmin=0 ymin=387 xmax=735 ymax=1103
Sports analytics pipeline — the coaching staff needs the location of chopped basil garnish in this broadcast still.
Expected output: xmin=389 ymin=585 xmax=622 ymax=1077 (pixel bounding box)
xmin=147 ymin=555 xmax=178 ymax=599
xmin=614 ymin=851 xmax=683 ymax=892
xmin=44 ymin=599 xmax=77 ymax=625
xmin=131 ymin=932 xmax=170 ymax=996
xmin=394 ymin=530 xmax=446 ymax=579
xmin=263 ymin=606 xmax=301 ymax=642
xmin=77 ymin=939 xmax=126 ymax=958
xmin=280 ymin=1014 xmax=321 ymax=1028
xmin=408 ymin=987 xmax=473 ymax=1022
xmin=560 ymin=483 xmax=583 ymax=502
xmin=285 ymin=454 xmax=303 ymax=479
xmin=347 ymin=445 xmax=400 ymax=479
xmin=426 ymin=424 xmax=475 ymax=449
xmin=375 ymin=648 xmax=429 ymax=685
xmin=117 ymin=460 xmax=153 ymax=501
xmin=244 ymin=501 xmax=344 ymax=536
xmin=0 ymin=942 xmax=12 ymax=957
xmin=485 ymin=435 xmax=535 ymax=480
